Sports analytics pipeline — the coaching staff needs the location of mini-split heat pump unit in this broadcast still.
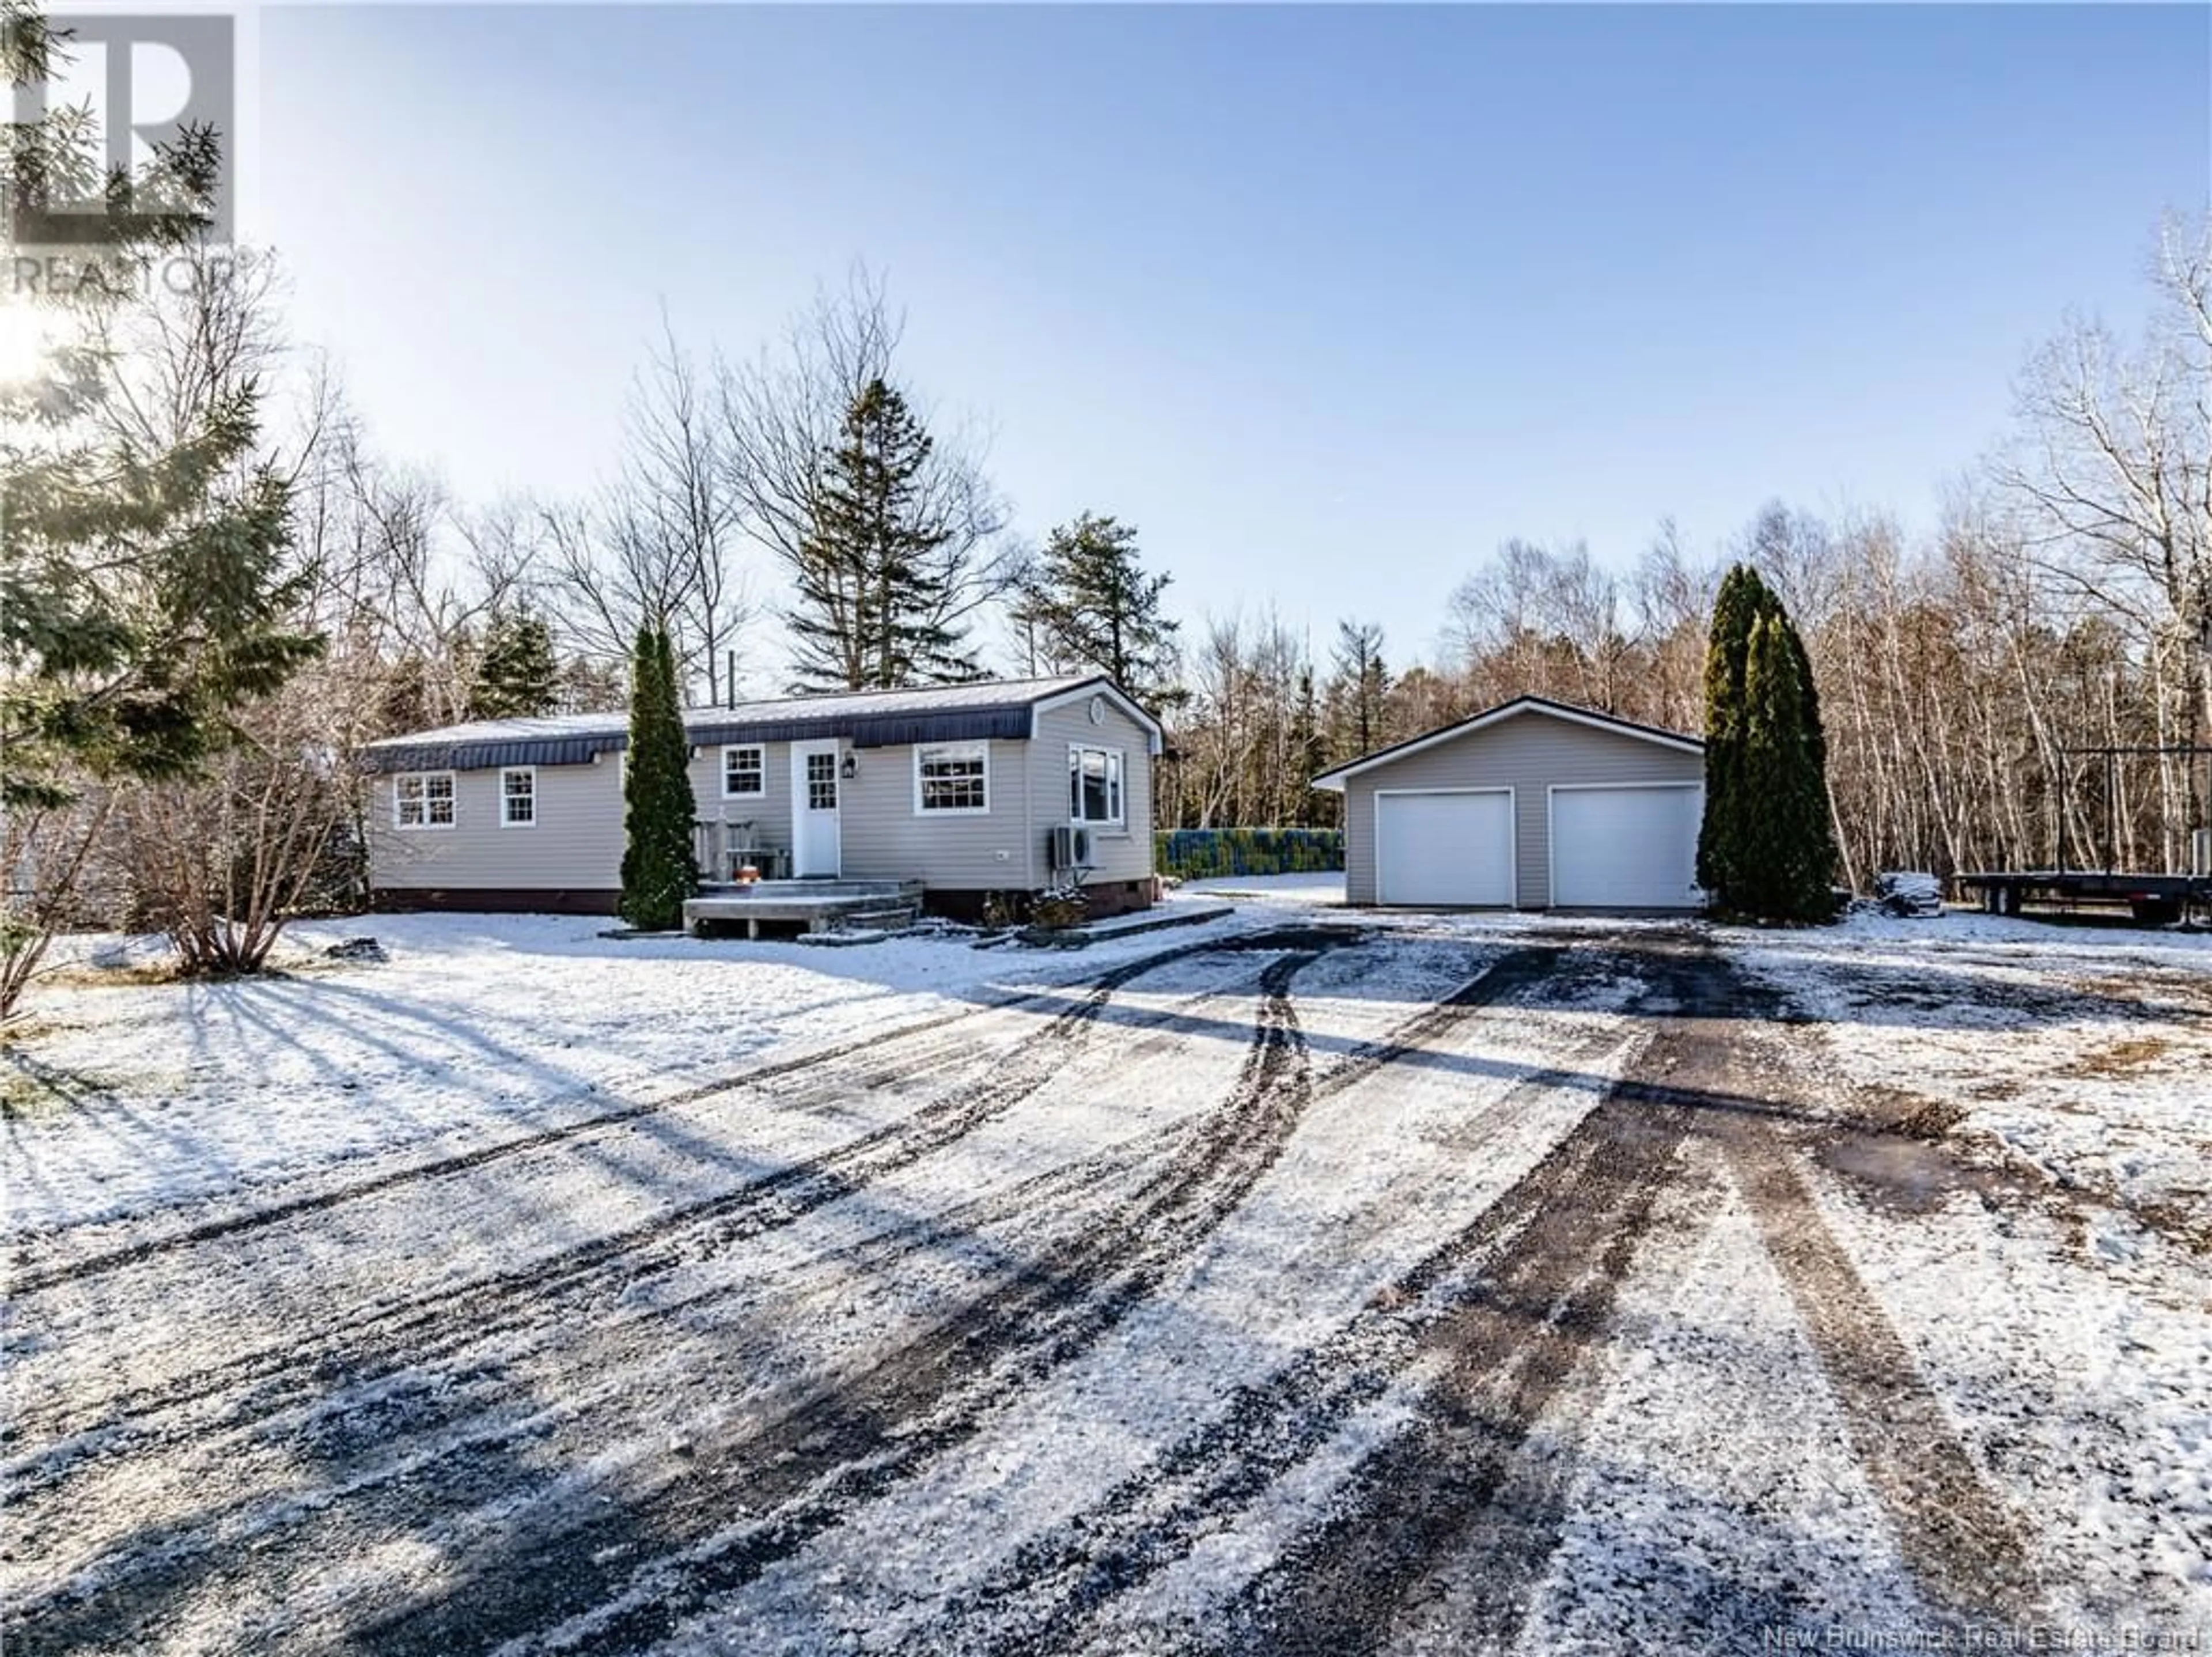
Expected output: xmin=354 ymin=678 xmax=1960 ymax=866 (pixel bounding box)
xmin=1048 ymin=824 xmax=1094 ymax=872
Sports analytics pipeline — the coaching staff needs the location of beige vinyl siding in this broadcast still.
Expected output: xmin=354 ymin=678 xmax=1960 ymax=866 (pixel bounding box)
xmin=369 ymin=758 xmax=624 ymax=891
xmin=1029 ymin=699 xmax=1156 ymax=886
xmin=369 ymin=702 xmax=1160 ymax=900
xmin=688 ymin=742 xmax=790 ymax=875
xmin=837 ymin=738 xmax=1038 ymax=888
xmin=1342 ymin=715 xmax=1701 ymax=907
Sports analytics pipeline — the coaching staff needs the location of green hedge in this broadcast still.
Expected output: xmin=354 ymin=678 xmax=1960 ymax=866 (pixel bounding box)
xmin=1154 ymin=828 xmax=1344 ymax=881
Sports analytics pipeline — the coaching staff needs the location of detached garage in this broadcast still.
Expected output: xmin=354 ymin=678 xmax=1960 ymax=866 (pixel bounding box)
xmin=1314 ymin=696 xmax=1707 ymax=911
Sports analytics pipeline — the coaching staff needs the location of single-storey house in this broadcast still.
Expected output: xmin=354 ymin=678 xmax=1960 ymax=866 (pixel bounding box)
xmin=1313 ymin=695 xmax=1707 ymax=911
xmin=359 ymin=675 xmax=1162 ymax=919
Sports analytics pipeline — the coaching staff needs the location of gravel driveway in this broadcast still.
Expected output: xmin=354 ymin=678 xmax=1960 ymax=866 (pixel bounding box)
xmin=6 ymin=918 xmax=2205 ymax=1654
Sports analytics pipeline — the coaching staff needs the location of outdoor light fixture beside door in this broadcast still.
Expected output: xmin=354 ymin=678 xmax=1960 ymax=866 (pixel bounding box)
xmin=840 ymin=752 xmax=858 ymax=781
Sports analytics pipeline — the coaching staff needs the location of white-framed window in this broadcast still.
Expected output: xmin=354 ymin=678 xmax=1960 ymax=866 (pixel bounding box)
xmin=1069 ymin=745 xmax=1124 ymax=826
xmin=721 ymin=744 xmax=764 ymax=799
xmin=915 ymin=743 xmax=990 ymax=814
xmin=500 ymin=767 xmax=536 ymax=827
xmin=393 ymin=771 xmax=457 ymax=830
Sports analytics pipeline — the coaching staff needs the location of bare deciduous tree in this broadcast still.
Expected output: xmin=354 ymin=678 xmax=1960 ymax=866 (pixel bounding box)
xmin=540 ymin=311 xmax=754 ymax=703
xmin=1996 ymin=212 xmax=2212 ymax=736
xmin=117 ymin=678 xmax=361 ymax=973
xmin=714 ymin=267 xmax=1014 ymax=683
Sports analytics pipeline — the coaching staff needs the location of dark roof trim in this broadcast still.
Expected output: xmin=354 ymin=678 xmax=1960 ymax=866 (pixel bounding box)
xmin=363 ymin=705 xmax=1065 ymax=774
xmin=695 ymin=706 xmax=1037 ymax=751
xmin=361 ymin=733 xmax=624 ymax=774
xmin=1311 ymin=694 xmax=1704 ymax=789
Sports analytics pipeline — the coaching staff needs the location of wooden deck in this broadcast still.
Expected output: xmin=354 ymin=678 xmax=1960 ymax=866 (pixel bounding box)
xmin=683 ymin=879 xmax=927 ymax=939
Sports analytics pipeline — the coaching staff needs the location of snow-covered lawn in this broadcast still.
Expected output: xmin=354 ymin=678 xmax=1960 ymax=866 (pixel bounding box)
xmin=3 ymin=898 xmax=2206 ymax=1655
xmin=3 ymin=901 xmax=1274 ymax=1238
xmin=1726 ymin=908 xmax=2212 ymax=1227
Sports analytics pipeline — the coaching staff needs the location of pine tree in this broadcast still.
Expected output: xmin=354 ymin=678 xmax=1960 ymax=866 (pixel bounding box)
xmin=787 ymin=379 xmax=977 ymax=692
xmin=619 ymin=625 xmax=698 ymax=930
xmin=2 ymin=3 xmax=323 ymax=1013
xmin=1018 ymin=513 xmax=1179 ymax=706
xmin=1325 ymin=620 xmax=1391 ymax=759
xmin=468 ymin=607 xmax=560 ymax=720
xmin=1698 ymin=566 xmax=1839 ymax=920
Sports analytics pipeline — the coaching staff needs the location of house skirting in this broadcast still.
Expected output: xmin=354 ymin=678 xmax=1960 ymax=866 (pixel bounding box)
xmin=925 ymin=879 xmax=1155 ymax=924
xmin=370 ymin=887 xmax=623 ymax=916
xmin=371 ymin=879 xmax=1157 ymax=924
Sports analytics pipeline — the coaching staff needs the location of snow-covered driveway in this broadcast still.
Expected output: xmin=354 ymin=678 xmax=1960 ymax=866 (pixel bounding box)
xmin=4 ymin=903 xmax=2207 ymax=1654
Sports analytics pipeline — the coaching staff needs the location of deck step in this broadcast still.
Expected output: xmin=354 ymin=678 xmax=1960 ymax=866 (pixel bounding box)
xmin=838 ymin=905 xmax=920 ymax=932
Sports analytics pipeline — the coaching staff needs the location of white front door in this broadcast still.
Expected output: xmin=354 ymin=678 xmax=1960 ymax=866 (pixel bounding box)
xmin=1374 ymin=789 xmax=1514 ymax=906
xmin=790 ymin=742 xmax=842 ymax=877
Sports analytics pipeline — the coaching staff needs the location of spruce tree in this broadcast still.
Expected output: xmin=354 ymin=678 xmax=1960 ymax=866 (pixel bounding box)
xmin=618 ymin=625 xmax=698 ymax=930
xmin=1698 ymin=566 xmax=1839 ymax=921
xmin=1018 ymin=513 xmax=1179 ymax=706
xmin=787 ymin=379 xmax=976 ymax=691
xmin=2 ymin=3 xmax=319 ymax=805
xmin=468 ymin=607 xmax=560 ymax=720
xmin=2 ymin=3 xmax=323 ymax=1012
xmin=1326 ymin=620 xmax=1391 ymax=759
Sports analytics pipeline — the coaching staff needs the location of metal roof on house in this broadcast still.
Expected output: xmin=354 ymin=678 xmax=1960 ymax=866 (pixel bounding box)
xmin=359 ymin=675 xmax=1145 ymax=773
xmin=1311 ymin=694 xmax=1704 ymax=790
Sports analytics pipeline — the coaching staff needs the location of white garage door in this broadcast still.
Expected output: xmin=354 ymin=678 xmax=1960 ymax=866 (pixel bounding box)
xmin=1376 ymin=790 xmax=1514 ymax=906
xmin=1551 ymin=785 xmax=1703 ymax=909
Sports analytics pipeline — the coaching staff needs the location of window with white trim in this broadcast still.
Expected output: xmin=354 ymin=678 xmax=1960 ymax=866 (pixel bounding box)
xmin=1068 ymin=746 xmax=1124 ymax=826
xmin=721 ymin=744 xmax=764 ymax=799
xmin=915 ymin=743 xmax=989 ymax=814
xmin=500 ymin=767 xmax=536 ymax=827
xmin=394 ymin=771 xmax=456 ymax=830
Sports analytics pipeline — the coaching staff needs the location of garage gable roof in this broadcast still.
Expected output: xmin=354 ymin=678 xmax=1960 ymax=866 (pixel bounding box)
xmin=1312 ymin=695 xmax=1703 ymax=790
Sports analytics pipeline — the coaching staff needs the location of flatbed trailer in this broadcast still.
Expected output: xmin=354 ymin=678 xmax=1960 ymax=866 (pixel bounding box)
xmin=1952 ymin=869 xmax=2211 ymax=925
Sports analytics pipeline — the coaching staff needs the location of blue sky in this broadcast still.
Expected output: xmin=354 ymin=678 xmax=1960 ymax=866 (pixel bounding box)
xmin=256 ymin=4 xmax=2211 ymax=673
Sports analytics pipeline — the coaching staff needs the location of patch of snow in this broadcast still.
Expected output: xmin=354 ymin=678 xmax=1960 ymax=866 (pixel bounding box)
xmin=1176 ymin=871 xmax=1346 ymax=903
xmin=1804 ymin=1155 xmax=2212 ymax=1630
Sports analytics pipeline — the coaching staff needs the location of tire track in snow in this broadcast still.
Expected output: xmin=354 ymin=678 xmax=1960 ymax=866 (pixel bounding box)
xmin=3 ymin=938 xmax=1325 ymax=1654
xmin=342 ymin=945 xmax=1338 ymax=1657
xmin=1202 ymin=941 xmax=1732 ymax=1657
xmin=6 ymin=938 xmax=1264 ymax=1479
xmin=916 ymin=949 xmax=1639 ymax=1657
xmin=1217 ymin=943 xmax=2039 ymax=1656
xmin=6 ymin=940 xmax=1239 ymax=1296
xmin=1712 ymin=1090 xmax=2043 ymax=1628
xmin=786 ymin=940 xmax=1587 ymax=1299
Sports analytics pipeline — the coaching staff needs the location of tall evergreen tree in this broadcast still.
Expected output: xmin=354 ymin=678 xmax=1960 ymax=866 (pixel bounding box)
xmin=1290 ymin=664 xmax=1330 ymax=826
xmin=618 ymin=624 xmax=698 ymax=929
xmin=1695 ymin=565 xmax=1766 ymax=895
xmin=1325 ymin=619 xmax=1391 ymax=758
xmin=468 ymin=607 xmax=560 ymax=720
xmin=787 ymin=379 xmax=977 ymax=691
xmin=2 ymin=2 xmax=323 ymax=1013
xmin=1698 ymin=565 xmax=1839 ymax=920
xmin=1017 ymin=512 xmax=1179 ymax=706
